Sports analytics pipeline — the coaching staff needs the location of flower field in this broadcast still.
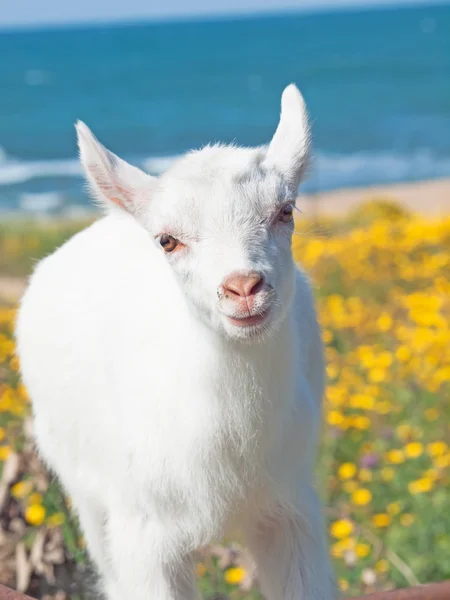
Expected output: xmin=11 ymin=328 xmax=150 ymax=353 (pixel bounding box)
xmin=0 ymin=200 xmax=449 ymax=599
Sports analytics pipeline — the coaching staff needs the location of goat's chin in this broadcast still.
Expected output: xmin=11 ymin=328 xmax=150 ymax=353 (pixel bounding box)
xmin=218 ymin=308 xmax=280 ymax=343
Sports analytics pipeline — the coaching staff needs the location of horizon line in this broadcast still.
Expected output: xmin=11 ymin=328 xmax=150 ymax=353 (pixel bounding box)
xmin=0 ymin=0 xmax=449 ymax=33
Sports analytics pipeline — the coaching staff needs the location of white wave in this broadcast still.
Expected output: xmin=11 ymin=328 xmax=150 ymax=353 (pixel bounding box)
xmin=306 ymin=149 xmax=450 ymax=190
xmin=0 ymin=153 xmax=179 ymax=186
xmin=61 ymin=205 xmax=97 ymax=219
xmin=0 ymin=158 xmax=81 ymax=185
xmin=0 ymin=149 xmax=449 ymax=193
xmin=143 ymin=149 xmax=450 ymax=185
xmin=19 ymin=192 xmax=63 ymax=213
xmin=143 ymin=154 xmax=181 ymax=174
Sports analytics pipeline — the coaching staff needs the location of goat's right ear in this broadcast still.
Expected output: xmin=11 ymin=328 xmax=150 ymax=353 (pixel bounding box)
xmin=76 ymin=121 xmax=155 ymax=214
xmin=264 ymin=84 xmax=310 ymax=189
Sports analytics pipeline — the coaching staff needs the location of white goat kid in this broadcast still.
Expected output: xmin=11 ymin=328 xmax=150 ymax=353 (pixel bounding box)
xmin=16 ymin=84 xmax=335 ymax=600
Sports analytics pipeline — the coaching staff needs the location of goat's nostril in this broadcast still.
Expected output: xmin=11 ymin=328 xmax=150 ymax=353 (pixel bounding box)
xmin=248 ymin=276 xmax=265 ymax=296
xmin=222 ymin=272 xmax=264 ymax=299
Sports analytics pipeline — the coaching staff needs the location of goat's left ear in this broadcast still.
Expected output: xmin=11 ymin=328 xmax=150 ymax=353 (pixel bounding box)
xmin=76 ymin=121 xmax=156 ymax=214
xmin=264 ymin=84 xmax=310 ymax=188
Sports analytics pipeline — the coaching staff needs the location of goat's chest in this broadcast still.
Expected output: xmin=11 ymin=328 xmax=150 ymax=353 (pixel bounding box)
xmin=123 ymin=343 xmax=298 ymax=516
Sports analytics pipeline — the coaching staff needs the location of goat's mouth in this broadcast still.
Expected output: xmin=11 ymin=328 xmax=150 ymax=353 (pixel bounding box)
xmin=224 ymin=307 xmax=271 ymax=329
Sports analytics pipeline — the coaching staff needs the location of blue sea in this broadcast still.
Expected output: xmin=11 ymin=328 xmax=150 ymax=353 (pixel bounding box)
xmin=0 ymin=3 xmax=449 ymax=215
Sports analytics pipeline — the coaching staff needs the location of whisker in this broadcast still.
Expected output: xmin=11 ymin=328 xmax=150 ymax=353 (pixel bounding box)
xmin=293 ymin=225 xmax=330 ymax=238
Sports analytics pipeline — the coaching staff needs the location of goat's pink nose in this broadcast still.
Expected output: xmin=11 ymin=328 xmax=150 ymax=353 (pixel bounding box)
xmin=222 ymin=272 xmax=264 ymax=299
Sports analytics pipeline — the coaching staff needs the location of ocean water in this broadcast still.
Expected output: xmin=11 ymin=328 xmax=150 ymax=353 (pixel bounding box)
xmin=0 ymin=3 xmax=449 ymax=215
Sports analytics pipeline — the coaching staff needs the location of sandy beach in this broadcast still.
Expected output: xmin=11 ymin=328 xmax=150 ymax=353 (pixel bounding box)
xmin=299 ymin=177 xmax=450 ymax=218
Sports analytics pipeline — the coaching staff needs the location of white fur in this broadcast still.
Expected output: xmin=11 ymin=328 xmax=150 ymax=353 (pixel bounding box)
xmin=16 ymin=84 xmax=335 ymax=600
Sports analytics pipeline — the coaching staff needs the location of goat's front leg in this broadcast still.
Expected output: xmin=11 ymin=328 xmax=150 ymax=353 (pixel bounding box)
xmin=245 ymin=488 xmax=336 ymax=600
xmin=104 ymin=507 xmax=200 ymax=600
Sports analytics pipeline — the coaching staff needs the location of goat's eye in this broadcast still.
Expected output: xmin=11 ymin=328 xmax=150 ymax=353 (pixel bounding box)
xmin=278 ymin=204 xmax=294 ymax=223
xmin=159 ymin=234 xmax=179 ymax=253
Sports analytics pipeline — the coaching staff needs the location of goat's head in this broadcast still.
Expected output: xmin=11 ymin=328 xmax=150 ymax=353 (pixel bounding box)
xmin=76 ymin=84 xmax=310 ymax=341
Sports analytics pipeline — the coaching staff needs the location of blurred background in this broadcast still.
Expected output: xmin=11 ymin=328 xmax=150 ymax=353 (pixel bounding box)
xmin=0 ymin=0 xmax=449 ymax=215
xmin=0 ymin=1 xmax=449 ymax=599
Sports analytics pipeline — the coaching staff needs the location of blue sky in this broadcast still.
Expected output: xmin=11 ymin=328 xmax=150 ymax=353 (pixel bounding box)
xmin=0 ymin=0 xmax=444 ymax=28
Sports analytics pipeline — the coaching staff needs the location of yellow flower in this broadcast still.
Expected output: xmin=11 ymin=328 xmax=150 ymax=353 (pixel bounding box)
xmin=0 ymin=389 xmax=13 ymax=412
xmin=380 ymin=467 xmax=395 ymax=482
xmin=435 ymin=454 xmax=450 ymax=469
xmin=343 ymin=481 xmax=358 ymax=494
xmin=28 ymin=493 xmax=43 ymax=505
xmin=385 ymin=449 xmax=405 ymax=464
xmin=329 ymin=519 xmax=353 ymax=540
xmin=326 ymin=364 xmax=339 ymax=379
xmin=330 ymin=537 xmax=355 ymax=557
xmin=375 ymin=400 xmax=393 ymax=415
xmin=423 ymin=468 xmax=439 ymax=481
xmin=224 ymin=567 xmax=247 ymax=585
xmin=369 ymin=367 xmax=386 ymax=383
xmin=0 ymin=334 xmax=14 ymax=357
xmin=377 ymin=313 xmax=392 ymax=332
xmin=47 ymin=512 xmax=65 ymax=527
xmin=400 ymin=514 xmax=415 ymax=527
xmin=375 ymin=559 xmax=389 ymax=573
xmin=405 ymin=442 xmax=423 ymax=459
xmin=0 ymin=308 xmax=15 ymax=326
xmin=427 ymin=441 xmax=448 ymax=457
xmin=338 ymin=579 xmax=349 ymax=591
xmin=9 ymin=399 xmax=25 ymax=417
xmin=387 ymin=502 xmax=401 ymax=516
xmin=355 ymin=543 xmax=371 ymax=558
xmin=17 ymin=384 xmax=29 ymax=400
xmin=360 ymin=354 xmax=376 ymax=370
xmin=358 ymin=468 xmax=373 ymax=482
xmin=11 ymin=481 xmax=33 ymax=499
xmin=9 ymin=355 xmax=20 ymax=372
xmin=327 ymin=410 xmax=344 ymax=427
xmin=0 ymin=426 xmax=5 ymax=442
xmin=25 ymin=504 xmax=46 ymax=526
xmin=408 ymin=477 xmax=433 ymax=494
xmin=338 ymin=463 xmax=357 ymax=480
xmin=351 ymin=488 xmax=372 ymax=506
xmin=0 ymin=446 xmax=12 ymax=461
xmin=341 ymin=417 xmax=354 ymax=430
xmin=424 ymin=408 xmax=439 ymax=421
xmin=195 ymin=563 xmax=207 ymax=578
xmin=322 ymin=330 xmax=333 ymax=344
xmin=396 ymin=423 xmax=413 ymax=441
xmin=372 ymin=513 xmax=391 ymax=528
xmin=350 ymin=394 xmax=375 ymax=411
xmin=378 ymin=352 xmax=393 ymax=368
xmin=352 ymin=415 xmax=371 ymax=430
xmin=395 ymin=346 xmax=411 ymax=362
